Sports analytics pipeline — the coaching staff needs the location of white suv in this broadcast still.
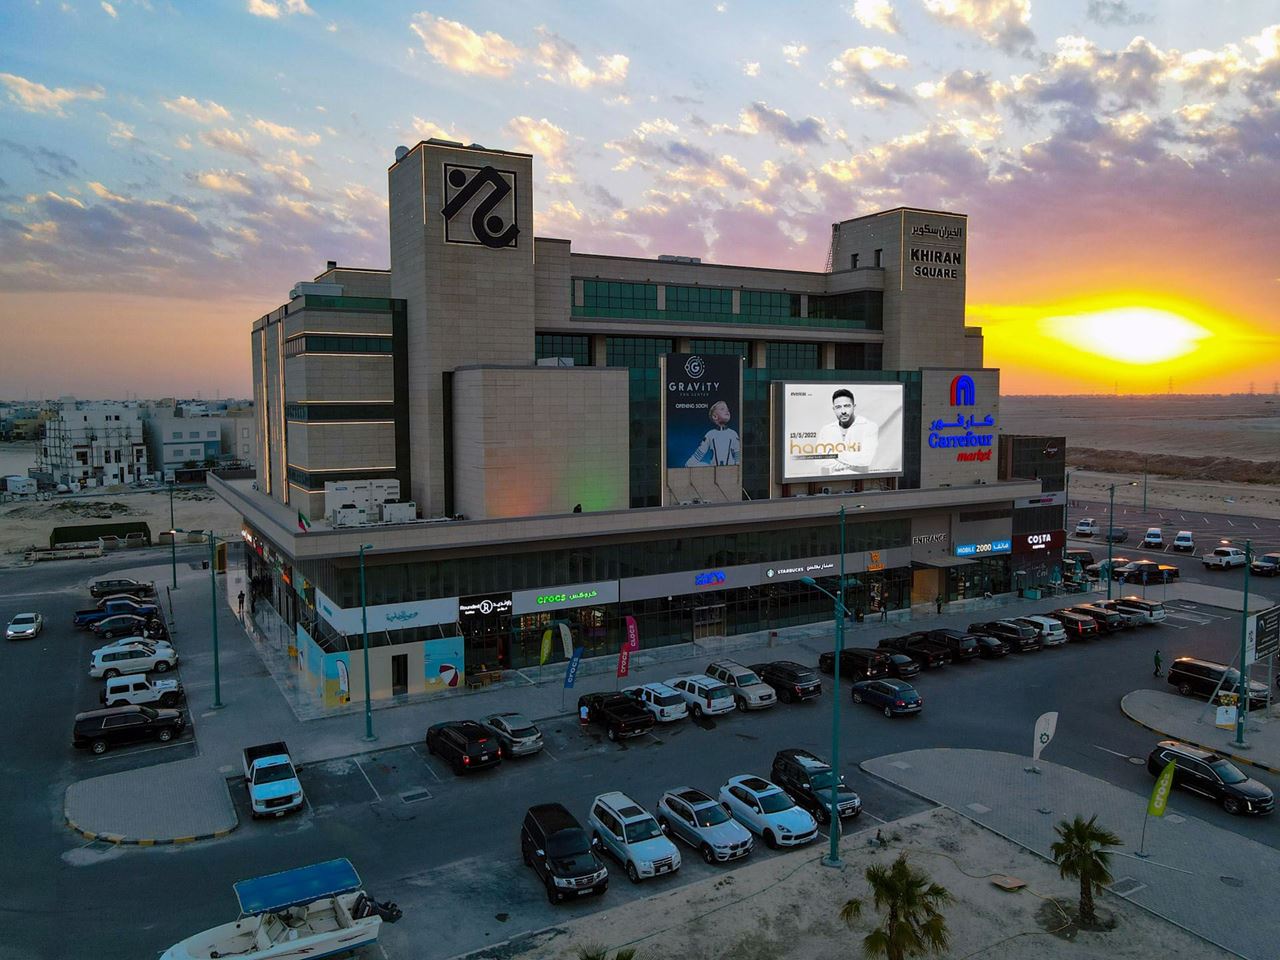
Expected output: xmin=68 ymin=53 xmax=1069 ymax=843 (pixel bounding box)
xmin=101 ymin=675 xmax=184 ymax=707
xmin=705 ymin=660 xmax=777 ymax=711
xmin=90 ymin=642 xmax=178 ymax=679
xmin=1142 ymin=528 xmax=1164 ymax=548
xmin=718 ymin=775 xmax=818 ymax=849
xmin=665 ymin=674 xmax=736 ymax=718
xmin=1203 ymin=547 xmax=1247 ymax=570
xmin=1075 ymin=519 xmax=1099 ymax=536
xmin=622 ymin=682 xmax=688 ymax=722
xmin=1015 ymin=616 xmax=1067 ymax=646
xmin=587 ymin=792 xmax=681 ymax=883
xmin=1172 ymin=530 xmax=1195 ymax=552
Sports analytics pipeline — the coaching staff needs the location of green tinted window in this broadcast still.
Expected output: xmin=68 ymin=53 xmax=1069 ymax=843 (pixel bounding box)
xmin=535 ymin=334 xmax=592 ymax=366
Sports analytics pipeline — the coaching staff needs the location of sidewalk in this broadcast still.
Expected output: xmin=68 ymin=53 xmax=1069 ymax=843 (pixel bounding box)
xmin=1121 ymin=689 xmax=1280 ymax=775
xmin=862 ymin=748 xmax=1279 ymax=960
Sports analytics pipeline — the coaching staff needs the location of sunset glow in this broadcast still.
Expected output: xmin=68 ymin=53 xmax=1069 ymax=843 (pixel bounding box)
xmin=1040 ymin=308 xmax=1211 ymax=365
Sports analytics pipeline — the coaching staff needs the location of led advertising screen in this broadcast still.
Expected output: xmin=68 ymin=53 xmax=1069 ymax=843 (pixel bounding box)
xmin=664 ymin=353 xmax=743 ymax=469
xmin=777 ymin=382 xmax=904 ymax=482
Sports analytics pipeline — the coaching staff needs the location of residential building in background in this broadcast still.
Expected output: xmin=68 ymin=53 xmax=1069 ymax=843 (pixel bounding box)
xmin=38 ymin=400 xmax=148 ymax=486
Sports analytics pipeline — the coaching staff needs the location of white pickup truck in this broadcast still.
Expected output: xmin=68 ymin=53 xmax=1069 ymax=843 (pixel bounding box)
xmin=1202 ymin=546 xmax=1247 ymax=569
xmin=100 ymin=675 xmax=184 ymax=708
xmin=242 ymin=741 xmax=305 ymax=818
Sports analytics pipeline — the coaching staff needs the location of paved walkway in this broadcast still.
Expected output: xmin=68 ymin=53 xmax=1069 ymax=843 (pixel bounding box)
xmin=862 ymin=748 xmax=1279 ymax=960
xmin=65 ymin=757 xmax=236 ymax=845
xmin=1122 ymin=689 xmax=1280 ymax=775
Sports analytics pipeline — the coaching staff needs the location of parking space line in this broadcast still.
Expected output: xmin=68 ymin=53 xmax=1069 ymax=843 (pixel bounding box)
xmin=539 ymin=744 xmax=561 ymax=763
xmin=353 ymin=757 xmax=382 ymax=802
xmin=860 ymin=809 xmax=887 ymax=824
xmin=409 ymin=744 xmax=444 ymax=782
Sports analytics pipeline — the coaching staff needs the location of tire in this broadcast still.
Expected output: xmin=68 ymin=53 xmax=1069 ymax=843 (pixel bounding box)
xmin=425 ymin=737 xmax=435 ymax=755
xmin=154 ymin=660 xmax=170 ymax=673
xmin=1223 ymin=797 xmax=1243 ymax=816
xmin=691 ymin=703 xmax=703 ymax=719
xmin=522 ymin=844 xmax=532 ymax=866
xmin=763 ymin=829 xmax=778 ymax=850
xmin=157 ymin=728 xmax=174 ymax=743
xmin=735 ymin=696 xmax=747 ymax=712
xmin=779 ymin=688 xmax=793 ymax=704
xmin=701 ymin=844 xmax=716 ymax=865
xmin=102 ymin=629 xmax=115 ymax=639
xmin=1178 ymin=683 xmax=1193 ymax=697
xmin=852 ymin=691 xmax=864 ymax=704
xmin=626 ymin=861 xmax=640 ymax=884
xmin=91 ymin=740 xmax=108 ymax=755
xmin=884 ymin=706 xmax=894 ymax=718
xmin=815 ymin=805 xmax=831 ymax=825
xmin=546 ymin=881 xmax=562 ymax=904
xmin=607 ymin=726 xmax=618 ymax=742
xmin=103 ymin=669 xmax=120 ymax=680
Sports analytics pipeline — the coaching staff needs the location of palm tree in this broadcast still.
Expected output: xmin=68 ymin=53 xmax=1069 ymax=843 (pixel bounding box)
xmin=1050 ymin=814 xmax=1121 ymax=925
xmin=840 ymin=852 xmax=952 ymax=960
xmin=574 ymin=947 xmax=637 ymax=960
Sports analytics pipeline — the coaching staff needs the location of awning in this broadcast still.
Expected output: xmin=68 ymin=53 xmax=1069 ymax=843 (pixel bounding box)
xmin=235 ymin=859 xmax=362 ymax=915
xmin=912 ymin=556 xmax=975 ymax=569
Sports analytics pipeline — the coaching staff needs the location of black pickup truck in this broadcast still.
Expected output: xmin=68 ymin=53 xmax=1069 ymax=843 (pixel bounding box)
xmin=926 ymin=628 xmax=981 ymax=662
xmin=877 ymin=633 xmax=951 ymax=669
xmin=577 ymin=692 xmax=656 ymax=741
xmin=970 ymin=620 xmax=1043 ymax=652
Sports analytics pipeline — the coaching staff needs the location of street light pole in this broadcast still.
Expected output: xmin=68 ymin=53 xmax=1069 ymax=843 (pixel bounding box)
xmin=209 ymin=533 xmax=222 ymax=708
xmin=169 ymin=480 xmax=177 ymax=590
xmin=1233 ymin=539 xmax=1253 ymax=749
xmin=359 ymin=543 xmax=376 ymax=742
xmin=1142 ymin=458 xmax=1148 ymax=513
xmin=1107 ymin=484 xmax=1116 ymax=601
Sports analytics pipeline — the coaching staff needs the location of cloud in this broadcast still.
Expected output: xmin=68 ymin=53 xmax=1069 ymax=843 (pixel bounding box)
xmin=743 ymin=61 xmax=760 ymax=77
xmin=713 ymin=102 xmax=827 ymax=146
xmin=1086 ymin=0 xmax=1150 ymax=27
xmin=0 ymin=73 xmax=105 ymax=116
xmin=247 ymin=0 xmax=312 ymax=18
xmin=506 ymin=115 xmax=571 ymax=169
xmin=851 ymin=0 xmax=901 ymax=34
xmin=193 ymin=170 xmax=253 ymax=196
xmin=105 ymin=118 xmax=136 ymax=145
xmin=409 ymin=13 xmax=521 ymax=77
xmin=533 ymin=28 xmax=628 ymax=88
xmin=914 ymin=68 xmax=1000 ymax=109
xmin=411 ymin=117 xmax=468 ymax=143
xmin=783 ymin=43 xmax=808 ymax=67
xmin=200 ymin=128 xmax=261 ymax=160
xmin=162 ymin=95 xmax=232 ymax=124
xmin=1009 ymin=36 xmax=1169 ymax=116
xmin=829 ymin=47 xmax=913 ymax=106
xmin=251 ymin=118 xmax=321 ymax=145
xmin=101 ymin=1 xmax=117 ymax=17
xmin=0 ymin=138 xmax=80 ymax=179
xmin=921 ymin=0 xmax=1035 ymax=56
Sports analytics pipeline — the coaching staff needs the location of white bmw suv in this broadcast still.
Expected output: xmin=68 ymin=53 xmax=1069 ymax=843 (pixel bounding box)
xmin=718 ymin=775 xmax=818 ymax=849
xmin=587 ymin=792 xmax=681 ymax=883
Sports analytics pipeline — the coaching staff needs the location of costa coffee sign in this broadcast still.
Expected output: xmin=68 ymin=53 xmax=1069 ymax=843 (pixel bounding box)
xmin=1013 ymin=530 xmax=1066 ymax=554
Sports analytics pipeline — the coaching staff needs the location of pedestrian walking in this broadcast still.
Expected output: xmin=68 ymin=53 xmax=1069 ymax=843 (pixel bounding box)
xmin=237 ymin=590 xmax=245 ymax=618
xmin=935 ymin=594 xmax=944 ymax=615
xmin=880 ymin=605 xmax=888 ymax=623
xmin=1153 ymin=649 xmax=1163 ymax=677
xmin=579 ymin=703 xmax=590 ymax=733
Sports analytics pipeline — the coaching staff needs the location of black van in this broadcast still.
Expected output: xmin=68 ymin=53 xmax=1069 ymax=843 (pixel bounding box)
xmin=521 ymin=803 xmax=609 ymax=903
xmin=1167 ymin=658 xmax=1268 ymax=710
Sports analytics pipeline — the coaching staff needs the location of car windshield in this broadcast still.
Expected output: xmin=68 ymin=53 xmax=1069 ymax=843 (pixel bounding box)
xmin=546 ymin=828 xmax=590 ymax=859
xmin=808 ymin=771 xmax=841 ymax=790
xmin=12 ymin=615 xmax=35 ymax=624
xmin=624 ymin=817 xmax=662 ymax=843
xmin=1209 ymin=759 xmax=1249 ymax=784
xmin=694 ymin=804 xmax=730 ymax=827
xmin=256 ymin=763 xmax=296 ymax=784
xmin=735 ymin=671 xmax=761 ymax=685
xmin=758 ymin=791 xmax=794 ymax=814
xmin=707 ymin=687 xmax=732 ymax=700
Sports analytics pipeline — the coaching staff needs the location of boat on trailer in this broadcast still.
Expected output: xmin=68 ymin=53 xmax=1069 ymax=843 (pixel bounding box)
xmin=161 ymin=858 xmax=400 ymax=960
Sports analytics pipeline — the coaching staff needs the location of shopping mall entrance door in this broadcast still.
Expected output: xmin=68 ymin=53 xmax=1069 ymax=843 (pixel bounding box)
xmin=693 ymin=604 xmax=726 ymax=641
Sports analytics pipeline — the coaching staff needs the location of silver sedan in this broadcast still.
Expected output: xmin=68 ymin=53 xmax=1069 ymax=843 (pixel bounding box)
xmin=482 ymin=712 xmax=545 ymax=757
xmin=6 ymin=612 xmax=43 ymax=640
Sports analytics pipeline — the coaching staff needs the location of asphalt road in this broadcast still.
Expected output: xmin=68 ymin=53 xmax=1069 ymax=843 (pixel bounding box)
xmin=3 ymin=547 xmax=1278 ymax=960
xmin=1067 ymin=499 xmax=1280 ymax=557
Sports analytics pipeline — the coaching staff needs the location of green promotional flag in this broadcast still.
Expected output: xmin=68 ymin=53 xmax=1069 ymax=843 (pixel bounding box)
xmin=539 ymin=628 xmax=553 ymax=666
xmin=1148 ymin=759 xmax=1176 ymax=817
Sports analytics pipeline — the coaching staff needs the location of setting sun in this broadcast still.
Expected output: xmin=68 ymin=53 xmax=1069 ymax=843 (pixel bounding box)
xmin=1040 ymin=307 xmax=1211 ymax=365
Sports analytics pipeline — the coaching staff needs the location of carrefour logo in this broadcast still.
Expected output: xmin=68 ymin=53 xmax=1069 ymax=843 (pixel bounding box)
xmin=950 ymin=375 xmax=975 ymax=406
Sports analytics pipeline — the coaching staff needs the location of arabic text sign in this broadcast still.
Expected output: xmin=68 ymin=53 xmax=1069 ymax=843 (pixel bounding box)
xmin=1246 ymin=604 xmax=1280 ymax=663
xmin=955 ymin=539 xmax=1011 ymax=557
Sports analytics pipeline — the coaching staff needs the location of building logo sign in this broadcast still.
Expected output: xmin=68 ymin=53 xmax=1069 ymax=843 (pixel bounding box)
xmin=664 ymin=353 xmax=742 ymax=471
xmin=442 ymin=164 xmax=519 ymax=248
xmin=929 ymin=406 xmax=996 ymax=463
xmin=910 ymin=223 xmax=962 ymax=241
xmin=536 ymin=589 xmax=599 ymax=606
xmin=909 ymin=247 xmax=962 ymax=280
xmin=956 ymin=539 xmax=1011 ymax=557
xmin=1013 ymin=530 xmax=1066 ymax=554
xmin=949 ymin=375 xmax=975 ymax=407
xmin=459 ymin=594 xmax=513 ymax=618
xmin=912 ymin=533 xmax=948 ymax=545
xmin=695 ymin=570 xmax=726 ymax=587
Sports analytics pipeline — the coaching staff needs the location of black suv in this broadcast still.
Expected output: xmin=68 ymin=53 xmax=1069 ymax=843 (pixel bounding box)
xmin=577 ymin=692 xmax=656 ymax=740
xmin=927 ymin=629 xmax=980 ymax=662
xmin=970 ymin=621 xmax=1041 ymax=652
xmin=1068 ymin=604 xmax=1124 ymax=633
xmin=1049 ymin=609 xmax=1099 ymax=640
xmin=73 ymin=705 xmax=185 ymax=755
xmin=90 ymin=578 xmax=157 ymax=599
xmin=749 ymin=661 xmax=822 ymax=703
xmin=817 ymin=647 xmax=890 ymax=680
xmin=877 ymin=634 xmax=949 ymax=669
xmin=771 ymin=748 xmax=862 ymax=824
xmin=1167 ymin=658 xmax=1268 ymax=710
xmin=1147 ymin=740 xmax=1274 ymax=816
xmin=521 ymin=803 xmax=609 ymax=903
xmin=425 ymin=720 xmax=502 ymax=774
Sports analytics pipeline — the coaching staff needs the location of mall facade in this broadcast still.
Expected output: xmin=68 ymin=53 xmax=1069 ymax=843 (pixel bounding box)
xmin=211 ymin=139 xmax=1066 ymax=705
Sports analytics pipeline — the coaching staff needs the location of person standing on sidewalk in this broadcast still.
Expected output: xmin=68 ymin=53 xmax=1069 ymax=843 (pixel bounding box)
xmin=935 ymin=594 xmax=944 ymax=615
xmin=1153 ymin=649 xmax=1163 ymax=677
xmin=237 ymin=590 xmax=245 ymax=618
xmin=579 ymin=702 xmax=590 ymax=733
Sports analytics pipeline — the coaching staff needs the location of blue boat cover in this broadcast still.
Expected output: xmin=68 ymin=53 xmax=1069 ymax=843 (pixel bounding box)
xmin=235 ymin=859 xmax=362 ymax=915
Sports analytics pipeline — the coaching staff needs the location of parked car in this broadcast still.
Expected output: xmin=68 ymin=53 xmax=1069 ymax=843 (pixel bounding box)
xmin=1167 ymin=657 xmax=1268 ymax=709
xmin=482 ymin=712 xmax=545 ymax=757
xmin=771 ymin=748 xmax=862 ymax=824
xmin=1068 ymin=604 xmax=1125 ymax=633
xmin=1172 ymin=530 xmax=1195 ymax=553
xmin=817 ymin=647 xmax=891 ymax=680
xmin=1118 ymin=560 xmax=1179 ymax=584
xmin=1014 ymin=616 xmax=1068 ymax=647
xmin=1075 ymin=519 xmax=1099 ymax=536
xmin=97 ymin=635 xmax=174 ymax=654
xmin=577 ymin=692 xmax=657 ymax=740
xmin=664 ymin=675 xmax=736 ymax=719
xmin=89 ymin=642 xmax=177 ymax=679
xmin=704 ymin=660 xmax=777 ymax=711
xmin=1147 ymin=740 xmax=1274 ymax=816
xmin=926 ymin=628 xmax=980 ymax=662
xmin=884 ymin=652 xmax=922 ymax=679
xmin=73 ymin=704 xmax=185 ymax=754
xmin=89 ymin=613 xmax=162 ymax=640
xmin=424 ymin=720 xmax=502 ymax=774
xmin=521 ymin=803 xmax=609 ymax=903
xmin=748 ymin=661 xmax=822 ymax=703
xmin=1065 ymin=547 xmax=1096 ymax=569
xmin=74 ymin=598 xmax=160 ymax=629
xmin=242 ymin=741 xmax=305 ymax=818
xmin=1049 ymin=608 xmax=1100 ymax=640
xmin=972 ymin=634 xmax=1010 ymax=658
xmin=621 ymin=682 xmax=688 ymax=723
xmin=1103 ymin=527 xmax=1129 ymax=543
xmin=656 ymin=787 xmax=753 ymax=863
xmin=100 ymin=675 xmax=183 ymax=708
xmin=1250 ymin=552 xmax=1280 ymax=577
xmin=1111 ymin=596 xmax=1167 ymax=625
xmin=1093 ymin=600 xmax=1144 ymax=629
xmin=89 ymin=577 xmax=157 ymax=599
xmin=588 ymin=792 xmax=681 ymax=883
xmin=970 ymin=621 xmax=1041 ymax=652
xmin=1087 ymin=556 xmax=1131 ymax=580
xmin=878 ymin=634 xmax=950 ymax=669
xmin=1203 ymin=546 xmax=1247 ymax=570
xmin=718 ymin=775 xmax=819 ymax=848
xmin=5 ymin=612 xmax=43 ymax=640
xmin=851 ymin=678 xmax=923 ymax=717
xmin=1142 ymin=527 xmax=1164 ymax=548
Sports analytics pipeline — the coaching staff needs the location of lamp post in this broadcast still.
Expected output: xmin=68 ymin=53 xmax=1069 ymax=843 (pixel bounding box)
xmin=800 ymin=503 xmax=856 ymax=868
xmin=208 ymin=532 xmax=222 ymax=708
xmin=1142 ymin=457 xmax=1149 ymax=513
xmin=1105 ymin=481 xmax=1138 ymax=600
xmin=359 ymin=543 xmax=376 ymax=742
xmin=1224 ymin=538 xmax=1253 ymax=749
xmin=168 ymin=480 xmax=178 ymax=590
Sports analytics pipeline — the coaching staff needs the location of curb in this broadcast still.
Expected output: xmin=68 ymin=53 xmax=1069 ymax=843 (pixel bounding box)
xmin=65 ymin=813 xmax=237 ymax=846
xmin=1118 ymin=697 xmax=1280 ymax=775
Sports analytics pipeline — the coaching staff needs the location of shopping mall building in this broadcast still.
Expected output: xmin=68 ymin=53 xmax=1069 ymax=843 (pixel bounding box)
xmin=211 ymin=139 xmax=1066 ymax=706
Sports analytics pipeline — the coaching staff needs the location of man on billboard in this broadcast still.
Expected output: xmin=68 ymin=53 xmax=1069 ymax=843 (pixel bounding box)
xmin=816 ymin=389 xmax=878 ymax=474
xmin=684 ymin=399 xmax=741 ymax=467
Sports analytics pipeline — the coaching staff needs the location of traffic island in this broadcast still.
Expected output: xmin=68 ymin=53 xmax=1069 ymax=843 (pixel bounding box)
xmin=64 ymin=757 xmax=238 ymax=845
xmin=1120 ymin=689 xmax=1280 ymax=775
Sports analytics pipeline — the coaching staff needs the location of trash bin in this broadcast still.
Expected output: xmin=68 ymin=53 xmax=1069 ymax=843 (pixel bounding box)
xmin=854 ymin=609 xmax=865 ymax=623
xmin=201 ymin=560 xmax=209 ymax=569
